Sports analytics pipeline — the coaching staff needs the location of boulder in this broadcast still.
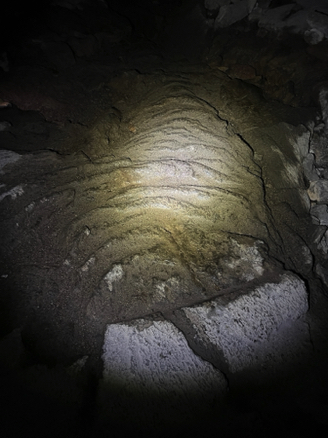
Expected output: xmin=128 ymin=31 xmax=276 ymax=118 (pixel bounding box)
xmin=101 ymin=319 xmax=227 ymax=398
xmin=174 ymin=273 xmax=309 ymax=376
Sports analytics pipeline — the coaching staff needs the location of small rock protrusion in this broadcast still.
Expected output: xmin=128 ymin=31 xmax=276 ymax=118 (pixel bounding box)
xmin=308 ymin=180 xmax=328 ymax=204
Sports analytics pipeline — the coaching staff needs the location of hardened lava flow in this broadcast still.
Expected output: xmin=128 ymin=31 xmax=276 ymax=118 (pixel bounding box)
xmin=0 ymin=71 xmax=313 ymax=364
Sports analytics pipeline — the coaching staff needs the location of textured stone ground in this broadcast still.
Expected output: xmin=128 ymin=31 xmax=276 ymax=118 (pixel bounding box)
xmin=1 ymin=1 xmax=328 ymax=437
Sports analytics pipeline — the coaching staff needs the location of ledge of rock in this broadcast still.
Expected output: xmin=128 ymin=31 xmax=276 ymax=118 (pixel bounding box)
xmin=171 ymin=272 xmax=310 ymax=377
xmin=1 ymin=1 xmax=328 ymax=437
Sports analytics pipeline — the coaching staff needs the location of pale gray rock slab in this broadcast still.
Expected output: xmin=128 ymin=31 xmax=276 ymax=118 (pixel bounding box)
xmin=176 ymin=273 xmax=309 ymax=374
xmin=102 ymin=319 xmax=227 ymax=399
xmin=308 ymin=180 xmax=328 ymax=203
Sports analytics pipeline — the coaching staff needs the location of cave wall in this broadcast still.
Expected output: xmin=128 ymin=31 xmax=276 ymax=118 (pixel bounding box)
xmin=1 ymin=1 xmax=328 ymax=437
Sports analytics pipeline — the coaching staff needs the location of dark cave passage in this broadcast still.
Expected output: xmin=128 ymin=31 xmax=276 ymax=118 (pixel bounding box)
xmin=1 ymin=1 xmax=328 ymax=437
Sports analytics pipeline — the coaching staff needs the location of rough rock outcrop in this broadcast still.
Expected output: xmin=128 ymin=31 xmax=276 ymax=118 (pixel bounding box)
xmin=102 ymin=319 xmax=227 ymax=398
xmin=173 ymin=273 xmax=309 ymax=376
xmin=1 ymin=1 xmax=328 ymax=436
xmin=204 ymin=0 xmax=328 ymax=42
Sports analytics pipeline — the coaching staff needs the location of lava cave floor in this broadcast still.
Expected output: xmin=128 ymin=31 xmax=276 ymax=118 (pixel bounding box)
xmin=1 ymin=33 xmax=328 ymax=437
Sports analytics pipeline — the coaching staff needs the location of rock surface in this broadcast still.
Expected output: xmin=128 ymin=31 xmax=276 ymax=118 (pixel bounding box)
xmin=308 ymin=180 xmax=328 ymax=203
xmin=174 ymin=273 xmax=309 ymax=375
xmin=102 ymin=319 xmax=227 ymax=397
xmin=1 ymin=1 xmax=328 ymax=437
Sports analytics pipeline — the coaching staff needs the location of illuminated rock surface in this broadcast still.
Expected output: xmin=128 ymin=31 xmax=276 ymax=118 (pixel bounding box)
xmin=102 ymin=319 xmax=227 ymax=396
xmin=1 ymin=1 xmax=328 ymax=437
xmin=172 ymin=273 xmax=310 ymax=375
xmin=0 ymin=70 xmax=314 ymax=361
